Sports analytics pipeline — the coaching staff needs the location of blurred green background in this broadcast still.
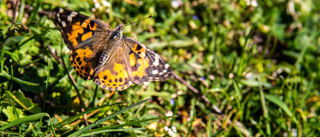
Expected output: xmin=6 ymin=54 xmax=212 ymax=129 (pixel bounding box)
xmin=1 ymin=0 xmax=320 ymax=136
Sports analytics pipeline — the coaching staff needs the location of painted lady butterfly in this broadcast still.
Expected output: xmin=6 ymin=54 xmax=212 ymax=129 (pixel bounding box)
xmin=52 ymin=8 xmax=172 ymax=91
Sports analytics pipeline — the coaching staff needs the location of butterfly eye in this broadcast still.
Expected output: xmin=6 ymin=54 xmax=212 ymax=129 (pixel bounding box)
xmin=111 ymin=32 xmax=120 ymax=39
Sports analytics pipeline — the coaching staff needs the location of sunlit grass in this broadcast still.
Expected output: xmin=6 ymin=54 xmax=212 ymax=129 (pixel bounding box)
xmin=1 ymin=0 xmax=320 ymax=136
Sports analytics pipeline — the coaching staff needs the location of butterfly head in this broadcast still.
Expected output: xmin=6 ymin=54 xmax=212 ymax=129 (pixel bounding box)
xmin=110 ymin=24 xmax=124 ymax=40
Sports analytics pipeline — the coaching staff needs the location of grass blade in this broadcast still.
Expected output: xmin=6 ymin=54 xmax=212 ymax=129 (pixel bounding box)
xmin=68 ymin=98 xmax=151 ymax=137
xmin=265 ymin=94 xmax=293 ymax=117
xmin=80 ymin=128 xmax=146 ymax=136
xmin=0 ymin=72 xmax=39 ymax=86
xmin=207 ymin=113 xmax=213 ymax=137
xmin=0 ymin=113 xmax=49 ymax=130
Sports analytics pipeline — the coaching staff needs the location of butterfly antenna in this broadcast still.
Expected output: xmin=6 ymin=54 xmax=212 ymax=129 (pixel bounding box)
xmin=111 ymin=0 xmax=118 ymax=23
xmin=124 ymin=15 xmax=153 ymax=27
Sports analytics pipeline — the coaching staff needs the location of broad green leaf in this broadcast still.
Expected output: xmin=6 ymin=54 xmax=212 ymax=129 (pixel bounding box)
xmin=5 ymin=91 xmax=41 ymax=113
xmin=2 ymin=106 xmax=24 ymax=122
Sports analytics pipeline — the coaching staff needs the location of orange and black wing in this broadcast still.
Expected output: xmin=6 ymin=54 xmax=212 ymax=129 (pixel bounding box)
xmin=122 ymin=36 xmax=173 ymax=84
xmin=52 ymin=8 xmax=110 ymax=80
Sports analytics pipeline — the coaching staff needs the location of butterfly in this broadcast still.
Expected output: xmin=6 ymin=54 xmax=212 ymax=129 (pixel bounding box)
xmin=52 ymin=8 xmax=173 ymax=91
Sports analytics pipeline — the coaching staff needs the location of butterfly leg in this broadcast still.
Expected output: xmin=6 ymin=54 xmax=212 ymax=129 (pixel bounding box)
xmin=107 ymin=90 xmax=116 ymax=99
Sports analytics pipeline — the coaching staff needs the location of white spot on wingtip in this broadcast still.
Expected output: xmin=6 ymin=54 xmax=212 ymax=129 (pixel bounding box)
xmin=165 ymin=64 xmax=170 ymax=69
xmin=61 ymin=21 xmax=66 ymax=27
xmin=152 ymin=70 xmax=159 ymax=75
xmin=153 ymin=58 xmax=159 ymax=66
xmin=71 ymin=11 xmax=78 ymax=16
xmin=67 ymin=16 xmax=72 ymax=22
xmin=67 ymin=12 xmax=78 ymax=22
xmin=59 ymin=8 xmax=64 ymax=13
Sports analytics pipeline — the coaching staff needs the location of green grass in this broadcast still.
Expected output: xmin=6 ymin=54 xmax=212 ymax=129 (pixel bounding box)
xmin=1 ymin=0 xmax=320 ymax=136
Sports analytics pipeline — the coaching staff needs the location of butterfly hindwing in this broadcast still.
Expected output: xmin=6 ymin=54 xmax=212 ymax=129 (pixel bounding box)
xmin=93 ymin=46 xmax=132 ymax=91
xmin=123 ymin=36 xmax=173 ymax=84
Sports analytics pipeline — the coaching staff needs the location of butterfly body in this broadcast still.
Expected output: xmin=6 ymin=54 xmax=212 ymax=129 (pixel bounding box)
xmin=52 ymin=8 xmax=172 ymax=91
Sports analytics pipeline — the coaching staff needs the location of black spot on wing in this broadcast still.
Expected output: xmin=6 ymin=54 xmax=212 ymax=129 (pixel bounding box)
xmin=136 ymin=44 xmax=142 ymax=51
